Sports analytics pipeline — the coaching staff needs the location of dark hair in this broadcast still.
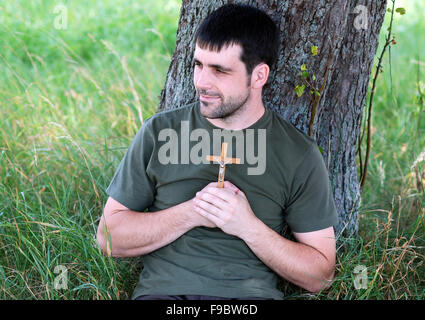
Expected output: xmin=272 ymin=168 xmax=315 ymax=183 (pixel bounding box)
xmin=194 ymin=4 xmax=279 ymax=75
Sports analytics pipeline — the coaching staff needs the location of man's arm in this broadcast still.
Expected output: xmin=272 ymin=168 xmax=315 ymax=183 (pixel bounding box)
xmin=96 ymin=196 xmax=215 ymax=258
xmin=194 ymin=182 xmax=336 ymax=293
xmin=241 ymin=223 xmax=335 ymax=293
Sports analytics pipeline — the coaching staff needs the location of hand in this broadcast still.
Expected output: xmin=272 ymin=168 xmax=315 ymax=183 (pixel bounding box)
xmin=187 ymin=182 xmax=235 ymax=229
xmin=187 ymin=197 xmax=217 ymax=229
xmin=193 ymin=181 xmax=259 ymax=238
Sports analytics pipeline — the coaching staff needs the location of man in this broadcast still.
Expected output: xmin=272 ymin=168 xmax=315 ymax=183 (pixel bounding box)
xmin=96 ymin=4 xmax=338 ymax=300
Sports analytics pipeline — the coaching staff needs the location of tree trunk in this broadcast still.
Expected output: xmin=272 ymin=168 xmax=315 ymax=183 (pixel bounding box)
xmin=158 ymin=0 xmax=387 ymax=238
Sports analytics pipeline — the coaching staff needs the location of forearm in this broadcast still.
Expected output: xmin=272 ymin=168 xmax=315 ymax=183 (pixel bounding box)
xmin=97 ymin=200 xmax=196 ymax=257
xmin=241 ymin=219 xmax=334 ymax=293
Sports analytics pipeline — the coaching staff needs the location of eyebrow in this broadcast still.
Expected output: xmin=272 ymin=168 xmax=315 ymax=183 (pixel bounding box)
xmin=192 ymin=58 xmax=233 ymax=72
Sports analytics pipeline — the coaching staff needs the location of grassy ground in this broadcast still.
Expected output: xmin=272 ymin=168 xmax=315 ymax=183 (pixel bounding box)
xmin=0 ymin=0 xmax=424 ymax=299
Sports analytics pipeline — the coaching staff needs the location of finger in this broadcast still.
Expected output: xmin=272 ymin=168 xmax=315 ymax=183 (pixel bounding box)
xmin=197 ymin=182 xmax=219 ymax=197
xmin=203 ymin=181 xmax=238 ymax=191
xmin=197 ymin=191 xmax=229 ymax=210
xmin=194 ymin=198 xmax=222 ymax=217
xmin=194 ymin=205 xmax=222 ymax=225
xmin=201 ymin=187 xmax=237 ymax=203
xmin=207 ymin=181 xmax=219 ymax=188
xmin=223 ymin=181 xmax=240 ymax=193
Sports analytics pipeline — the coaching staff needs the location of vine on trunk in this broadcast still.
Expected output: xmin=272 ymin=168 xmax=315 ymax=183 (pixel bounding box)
xmin=357 ymin=0 xmax=405 ymax=190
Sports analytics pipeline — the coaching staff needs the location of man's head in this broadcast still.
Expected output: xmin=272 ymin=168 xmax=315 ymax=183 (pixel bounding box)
xmin=193 ymin=4 xmax=279 ymax=121
xmin=195 ymin=4 xmax=279 ymax=77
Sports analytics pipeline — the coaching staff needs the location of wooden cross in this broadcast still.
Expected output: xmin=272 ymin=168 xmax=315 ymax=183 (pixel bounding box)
xmin=206 ymin=142 xmax=241 ymax=188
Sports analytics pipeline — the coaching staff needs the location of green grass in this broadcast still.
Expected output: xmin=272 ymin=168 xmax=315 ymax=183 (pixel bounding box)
xmin=0 ymin=0 xmax=180 ymax=299
xmin=0 ymin=0 xmax=424 ymax=299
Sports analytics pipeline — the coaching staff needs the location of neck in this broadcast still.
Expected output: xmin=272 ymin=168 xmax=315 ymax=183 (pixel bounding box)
xmin=206 ymin=98 xmax=265 ymax=130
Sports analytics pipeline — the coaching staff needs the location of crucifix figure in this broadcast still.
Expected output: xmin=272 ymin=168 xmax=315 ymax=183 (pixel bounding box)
xmin=206 ymin=142 xmax=241 ymax=188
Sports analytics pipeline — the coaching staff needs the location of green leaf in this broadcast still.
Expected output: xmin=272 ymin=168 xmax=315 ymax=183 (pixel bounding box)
xmin=312 ymin=74 xmax=316 ymax=81
xmin=311 ymin=46 xmax=318 ymax=56
xmin=314 ymin=90 xmax=321 ymax=97
xmin=418 ymin=81 xmax=425 ymax=92
xmin=301 ymin=64 xmax=307 ymax=71
xmin=301 ymin=71 xmax=309 ymax=79
xmin=294 ymin=85 xmax=305 ymax=98
xmin=318 ymin=146 xmax=324 ymax=155
xmin=395 ymin=7 xmax=406 ymax=15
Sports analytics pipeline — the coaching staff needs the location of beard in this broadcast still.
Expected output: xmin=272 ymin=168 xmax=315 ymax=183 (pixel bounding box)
xmin=197 ymin=89 xmax=251 ymax=121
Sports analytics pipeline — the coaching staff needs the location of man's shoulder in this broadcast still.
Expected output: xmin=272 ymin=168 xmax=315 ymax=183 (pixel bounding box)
xmin=144 ymin=101 xmax=197 ymax=129
xmin=267 ymin=108 xmax=318 ymax=157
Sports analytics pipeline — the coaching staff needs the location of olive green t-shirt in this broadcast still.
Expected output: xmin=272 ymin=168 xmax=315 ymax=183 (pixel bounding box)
xmin=106 ymin=101 xmax=338 ymax=300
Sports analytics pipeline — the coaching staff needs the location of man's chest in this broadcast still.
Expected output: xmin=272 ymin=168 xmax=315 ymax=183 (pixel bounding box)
xmin=147 ymin=159 xmax=287 ymax=232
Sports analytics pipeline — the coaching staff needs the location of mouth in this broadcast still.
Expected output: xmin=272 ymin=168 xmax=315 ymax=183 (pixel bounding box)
xmin=199 ymin=94 xmax=221 ymax=102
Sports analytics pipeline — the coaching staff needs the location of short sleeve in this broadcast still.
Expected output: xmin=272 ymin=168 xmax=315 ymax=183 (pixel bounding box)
xmin=106 ymin=120 xmax=155 ymax=212
xmin=284 ymin=144 xmax=338 ymax=233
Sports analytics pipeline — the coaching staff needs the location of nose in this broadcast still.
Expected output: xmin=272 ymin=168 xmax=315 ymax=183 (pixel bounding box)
xmin=194 ymin=67 xmax=213 ymax=91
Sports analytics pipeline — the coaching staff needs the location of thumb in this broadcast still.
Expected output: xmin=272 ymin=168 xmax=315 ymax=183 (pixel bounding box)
xmin=223 ymin=181 xmax=240 ymax=193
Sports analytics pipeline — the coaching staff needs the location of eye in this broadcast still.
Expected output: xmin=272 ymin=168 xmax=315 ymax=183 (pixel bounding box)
xmin=215 ymin=68 xmax=226 ymax=74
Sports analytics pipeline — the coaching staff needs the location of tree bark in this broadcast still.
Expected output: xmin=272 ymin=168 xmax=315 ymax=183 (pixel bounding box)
xmin=158 ymin=0 xmax=387 ymax=238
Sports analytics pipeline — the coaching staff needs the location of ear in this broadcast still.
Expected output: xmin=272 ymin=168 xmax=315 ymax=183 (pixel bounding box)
xmin=250 ymin=63 xmax=270 ymax=89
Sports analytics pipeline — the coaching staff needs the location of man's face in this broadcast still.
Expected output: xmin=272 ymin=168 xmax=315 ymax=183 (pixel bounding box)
xmin=193 ymin=43 xmax=252 ymax=120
